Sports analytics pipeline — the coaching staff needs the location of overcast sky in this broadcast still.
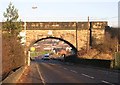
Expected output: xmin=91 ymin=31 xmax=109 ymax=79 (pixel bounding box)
xmin=0 ymin=0 xmax=119 ymax=27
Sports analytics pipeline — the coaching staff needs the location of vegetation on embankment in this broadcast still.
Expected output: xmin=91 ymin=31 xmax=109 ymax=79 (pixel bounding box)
xmin=78 ymin=49 xmax=113 ymax=60
xmin=2 ymin=34 xmax=25 ymax=79
xmin=77 ymin=27 xmax=120 ymax=69
xmin=2 ymin=33 xmax=25 ymax=79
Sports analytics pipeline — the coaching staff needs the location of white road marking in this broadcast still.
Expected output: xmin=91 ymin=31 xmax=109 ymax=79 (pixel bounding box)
xmin=63 ymin=68 xmax=68 ymax=70
xmin=70 ymin=70 xmax=78 ymax=73
xmin=101 ymin=80 xmax=115 ymax=85
xmin=81 ymin=73 xmax=94 ymax=79
xmin=36 ymin=64 xmax=46 ymax=85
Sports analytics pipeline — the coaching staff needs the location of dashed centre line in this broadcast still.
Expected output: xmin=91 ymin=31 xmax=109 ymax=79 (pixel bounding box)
xmin=81 ymin=73 xmax=94 ymax=79
xmin=63 ymin=68 xmax=68 ymax=70
xmin=70 ymin=70 xmax=78 ymax=73
xmin=101 ymin=80 xmax=115 ymax=85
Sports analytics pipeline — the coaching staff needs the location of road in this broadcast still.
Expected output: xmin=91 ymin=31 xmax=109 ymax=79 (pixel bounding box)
xmin=32 ymin=59 xmax=120 ymax=84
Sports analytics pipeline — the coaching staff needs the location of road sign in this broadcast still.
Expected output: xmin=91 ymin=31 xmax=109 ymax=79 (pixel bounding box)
xmin=30 ymin=47 xmax=35 ymax=52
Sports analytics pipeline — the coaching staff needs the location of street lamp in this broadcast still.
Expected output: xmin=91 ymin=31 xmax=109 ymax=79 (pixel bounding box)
xmin=32 ymin=5 xmax=38 ymax=21
xmin=25 ymin=6 xmax=38 ymax=66
xmin=32 ymin=6 xmax=37 ymax=9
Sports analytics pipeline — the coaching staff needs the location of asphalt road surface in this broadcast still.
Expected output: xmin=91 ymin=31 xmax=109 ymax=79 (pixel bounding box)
xmin=33 ymin=59 xmax=120 ymax=84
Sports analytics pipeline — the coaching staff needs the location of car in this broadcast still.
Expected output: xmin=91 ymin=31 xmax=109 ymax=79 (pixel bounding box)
xmin=42 ymin=54 xmax=50 ymax=60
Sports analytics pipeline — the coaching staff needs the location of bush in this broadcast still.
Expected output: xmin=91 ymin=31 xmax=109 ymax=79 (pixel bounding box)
xmin=92 ymin=33 xmax=117 ymax=54
xmin=114 ymin=52 xmax=120 ymax=69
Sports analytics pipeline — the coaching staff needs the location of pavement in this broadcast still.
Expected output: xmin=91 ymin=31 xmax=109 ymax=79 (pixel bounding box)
xmin=17 ymin=62 xmax=42 ymax=84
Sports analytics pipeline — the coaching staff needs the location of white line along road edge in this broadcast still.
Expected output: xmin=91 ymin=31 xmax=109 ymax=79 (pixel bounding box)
xmin=36 ymin=63 xmax=46 ymax=85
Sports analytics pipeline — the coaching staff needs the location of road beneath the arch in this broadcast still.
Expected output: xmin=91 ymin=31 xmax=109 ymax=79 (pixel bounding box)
xmin=17 ymin=59 xmax=119 ymax=84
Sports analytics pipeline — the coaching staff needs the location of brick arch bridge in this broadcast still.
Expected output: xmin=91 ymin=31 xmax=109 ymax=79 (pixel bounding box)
xmin=21 ymin=21 xmax=107 ymax=65
xmin=21 ymin=21 xmax=107 ymax=52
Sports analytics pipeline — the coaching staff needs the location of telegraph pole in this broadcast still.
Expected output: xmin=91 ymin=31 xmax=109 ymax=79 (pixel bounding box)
xmin=117 ymin=28 xmax=119 ymax=52
xmin=76 ymin=22 xmax=78 ymax=51
xmin=87 ymin=16 xmax=90 ymax=52
xmin=75 ymin=21 xmax=78 ymax=57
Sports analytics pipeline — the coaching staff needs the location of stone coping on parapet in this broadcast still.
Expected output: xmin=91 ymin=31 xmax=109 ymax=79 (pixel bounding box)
xmin=23 ymin=28 xmax=106 ymax=30
xmin=0 ymin=21 xmax=108 ymax=30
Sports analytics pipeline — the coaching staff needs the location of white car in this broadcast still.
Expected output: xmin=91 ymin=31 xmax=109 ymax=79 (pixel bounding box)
xmin=42 ymin=54 xmax=50 ymax=60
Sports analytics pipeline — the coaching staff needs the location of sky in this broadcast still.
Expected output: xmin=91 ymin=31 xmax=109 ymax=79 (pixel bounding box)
xmin=0 ymin=0 xmax=119 ymax=27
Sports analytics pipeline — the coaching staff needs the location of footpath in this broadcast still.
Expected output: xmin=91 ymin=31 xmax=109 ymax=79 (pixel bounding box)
xmin=17 ymin=62 xmax=42 ymax=84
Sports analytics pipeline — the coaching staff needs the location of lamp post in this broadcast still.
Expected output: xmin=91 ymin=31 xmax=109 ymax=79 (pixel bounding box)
xmin=24 ymin=6 xmax=38 ymax=66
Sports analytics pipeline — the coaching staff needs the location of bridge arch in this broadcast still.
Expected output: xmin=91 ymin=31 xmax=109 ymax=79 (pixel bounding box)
xmin=29 ymin=36 xmax=77 ymax=54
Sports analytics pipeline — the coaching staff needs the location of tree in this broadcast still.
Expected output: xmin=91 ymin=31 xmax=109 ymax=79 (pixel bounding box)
xmin=2 ymin=3 xmax=26 ymax=77
xmin=3 ymin=2 xmax=21 ymax=35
